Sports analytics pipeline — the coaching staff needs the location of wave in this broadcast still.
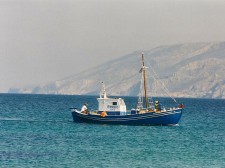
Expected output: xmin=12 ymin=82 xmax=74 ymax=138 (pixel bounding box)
xmin=0 ymin=117 xmax=24 ymax=121
xmin=0 ymin=117 xmax=71 ymax=123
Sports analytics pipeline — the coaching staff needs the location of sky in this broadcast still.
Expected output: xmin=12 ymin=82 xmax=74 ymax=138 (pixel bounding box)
xmin=1 ymin=0 xmax=225 ymax=92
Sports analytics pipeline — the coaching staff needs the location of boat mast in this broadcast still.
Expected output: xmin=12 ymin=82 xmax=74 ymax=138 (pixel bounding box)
xmin=141 ymin=53 xmax=148 ymax=109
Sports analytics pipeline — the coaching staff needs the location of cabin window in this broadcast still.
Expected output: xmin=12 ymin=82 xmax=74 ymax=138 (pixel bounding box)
xmin=112 ymin=102 xmax=117 ymax=105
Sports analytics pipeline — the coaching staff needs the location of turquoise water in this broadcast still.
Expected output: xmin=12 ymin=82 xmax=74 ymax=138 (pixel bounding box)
xmin=0 ymin=94 xmax=225 ymax=168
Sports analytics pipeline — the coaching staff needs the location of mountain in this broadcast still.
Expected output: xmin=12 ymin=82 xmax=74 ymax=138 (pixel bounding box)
xmin=9 ymin=42 xmax=225 ymax=98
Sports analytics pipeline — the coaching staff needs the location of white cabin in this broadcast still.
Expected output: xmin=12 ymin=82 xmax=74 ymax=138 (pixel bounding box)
xmin=97 ymin=82 xmax=126 ymax=113
xmin=97 ymin=97 xmax=126 ymax=112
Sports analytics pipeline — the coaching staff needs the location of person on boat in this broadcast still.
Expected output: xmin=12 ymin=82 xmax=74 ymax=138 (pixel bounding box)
xmin=155 ymin=100 xmax=161 ymax=112
xmin=81 ymin=103 xmax=88 ymax=114
xmin=179 ymin=103 xmax=184 ymax=108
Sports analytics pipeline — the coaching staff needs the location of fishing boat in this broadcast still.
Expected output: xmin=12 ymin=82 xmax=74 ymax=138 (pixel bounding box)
xmin=71 ymin=53 xmax=183 ymax=125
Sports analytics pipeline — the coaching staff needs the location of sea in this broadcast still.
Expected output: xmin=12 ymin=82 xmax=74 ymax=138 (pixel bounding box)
xmin=0 ymin=94 xmax=225 ymax=168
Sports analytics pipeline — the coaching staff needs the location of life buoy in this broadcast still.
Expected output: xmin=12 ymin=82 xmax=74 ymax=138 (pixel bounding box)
xmin=100 ymin=111 xmax=107 ymax=117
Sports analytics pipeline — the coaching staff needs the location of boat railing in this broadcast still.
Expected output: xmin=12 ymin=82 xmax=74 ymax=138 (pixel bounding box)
xmin=89 ymin=110 xmax=99 ymax=115
xmin=70 ymin=107 xmax=78 ymax=112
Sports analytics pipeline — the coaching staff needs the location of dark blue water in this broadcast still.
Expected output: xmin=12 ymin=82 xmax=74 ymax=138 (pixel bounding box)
xmin=0 ymin=94 xmax=225 ymax=168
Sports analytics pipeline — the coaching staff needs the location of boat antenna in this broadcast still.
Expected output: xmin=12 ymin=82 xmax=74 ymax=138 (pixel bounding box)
xmin=141 ymin=52 xmax=149 ymax=109
xmin=100 ymin=82 xmax=107 ymax=99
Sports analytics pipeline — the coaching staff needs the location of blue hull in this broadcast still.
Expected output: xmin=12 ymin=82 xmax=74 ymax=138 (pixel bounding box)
xmin=72 ymin=109 xmax=182 ymax=125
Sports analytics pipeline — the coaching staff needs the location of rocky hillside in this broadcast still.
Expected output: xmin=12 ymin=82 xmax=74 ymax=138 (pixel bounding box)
xmin=9 ymin=42 xmax=225 ymax=98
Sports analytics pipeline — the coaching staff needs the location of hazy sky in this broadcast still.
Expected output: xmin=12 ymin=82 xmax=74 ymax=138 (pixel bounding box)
xmin=1 ymin=0 xmax=225 ymax=92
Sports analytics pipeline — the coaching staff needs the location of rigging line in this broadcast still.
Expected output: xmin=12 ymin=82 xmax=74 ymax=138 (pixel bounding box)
xmin=145 ymin=60 xmax=178 ymax=104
